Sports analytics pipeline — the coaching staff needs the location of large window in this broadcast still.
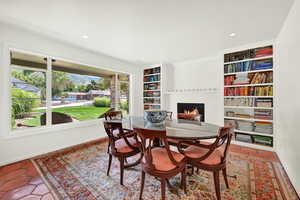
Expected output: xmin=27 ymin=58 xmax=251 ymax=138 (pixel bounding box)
xmin=10 ymin=51 xmax=130 ymax=131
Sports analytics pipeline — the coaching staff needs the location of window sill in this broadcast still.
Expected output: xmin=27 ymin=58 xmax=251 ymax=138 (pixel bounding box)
xmin=3 ymin=118 xmax=105 ymax=140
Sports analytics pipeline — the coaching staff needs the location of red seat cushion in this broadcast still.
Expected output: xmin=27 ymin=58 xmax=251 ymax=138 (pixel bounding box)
xmin=115 ymin=137 xmax=139 ymax=153
xmin=142 ymin=147 xmax=184 ymax=171
xmin=112 ymin=129 xmax=133 ymax=138
xmin=184 ymin=145 xmax=223 ymax=165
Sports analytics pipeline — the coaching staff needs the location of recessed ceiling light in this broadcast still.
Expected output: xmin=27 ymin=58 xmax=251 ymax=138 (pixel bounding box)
xmin=82 ymin=35 xmax=89 ymax=39
xmin=229 ymin=33 xmax=236 ymax=37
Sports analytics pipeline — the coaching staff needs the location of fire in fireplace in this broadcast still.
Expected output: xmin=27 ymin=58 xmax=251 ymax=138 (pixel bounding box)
xmin=177 ymin=103 xmax=205 ymax=121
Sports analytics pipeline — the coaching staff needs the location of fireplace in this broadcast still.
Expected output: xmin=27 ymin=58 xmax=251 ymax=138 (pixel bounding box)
xmin=177 ymin=103 xmax=205 ymax=121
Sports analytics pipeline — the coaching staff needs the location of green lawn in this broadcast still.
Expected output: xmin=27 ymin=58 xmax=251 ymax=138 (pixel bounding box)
xmin=23 ymin=106 xmax=111 ymax=127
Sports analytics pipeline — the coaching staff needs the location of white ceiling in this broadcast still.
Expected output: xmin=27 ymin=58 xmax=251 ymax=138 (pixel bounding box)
xmin=0 ymin=0 xmax=294 ymax=65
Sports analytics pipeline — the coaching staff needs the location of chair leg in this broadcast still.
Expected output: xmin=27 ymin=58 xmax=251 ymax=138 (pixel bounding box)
xmin=181 ymin=167 xmax=187 ymax=194
xmin=196 ymin=167 xmax=199 ymax=173
xmin=107 ymin=154 xmax=112 ymax=176
xmin=107 ymin=142 xmax=110 ymax=153
xmin=160 ymin=178 xmax=166 ymax=200
xmin=222 ymin=167 xmax=229 ymax=189
xmin=119 ymin=157 xmax=125 ymax=185
xmin=139 ymin=171 xmax=146 ymax=200
xmin=213 ymin=171 xmax=221 ymax=200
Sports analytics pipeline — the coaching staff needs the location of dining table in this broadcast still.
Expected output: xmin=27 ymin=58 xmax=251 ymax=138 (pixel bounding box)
xmin=109 ymin=116 xmax=221 ymax=141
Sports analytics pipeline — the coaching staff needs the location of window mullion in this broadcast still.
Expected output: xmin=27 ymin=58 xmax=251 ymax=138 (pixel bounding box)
xmin=46 ymin=57 xmax=52 ymax=126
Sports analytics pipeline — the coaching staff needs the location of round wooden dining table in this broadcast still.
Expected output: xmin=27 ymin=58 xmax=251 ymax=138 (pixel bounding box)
xmin=113 ymin=116 xmax=221 ymax=140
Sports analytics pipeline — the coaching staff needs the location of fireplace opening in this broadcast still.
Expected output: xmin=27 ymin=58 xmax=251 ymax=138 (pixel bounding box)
xmin=177 ymin=103 xmax=205 ymax=121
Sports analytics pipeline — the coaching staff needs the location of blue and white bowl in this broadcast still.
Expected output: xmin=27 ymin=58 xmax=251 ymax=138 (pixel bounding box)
xmin=144 ymin=110 xmax=167 ymax=123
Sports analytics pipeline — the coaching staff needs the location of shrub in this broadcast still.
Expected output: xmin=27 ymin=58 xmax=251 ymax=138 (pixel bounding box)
xmin=120 ymin=99 xmax=128 ymax=110
xmin=93 ymin=97 xmax=111 ymax=107
xmin=11 ymin=88 xmax=41 ymax=119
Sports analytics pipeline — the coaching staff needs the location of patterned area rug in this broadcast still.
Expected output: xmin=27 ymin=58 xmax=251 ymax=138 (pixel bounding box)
xmin=32 ymin=142 xmax=298 ymax=200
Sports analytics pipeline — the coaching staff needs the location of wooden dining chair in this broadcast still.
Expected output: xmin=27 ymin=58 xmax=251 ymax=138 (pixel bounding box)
xmin=104 ymin=110 xmax=134 ymax=153
xmin=104 ymin=110 xmax=123 ymax=120
xmin=103 ymin=121 xmax=142 ymax=185
xmin=134 ymin=128 xmax=187 ymax=200
xmin=177 ymin=127 xmax=232 ymax=200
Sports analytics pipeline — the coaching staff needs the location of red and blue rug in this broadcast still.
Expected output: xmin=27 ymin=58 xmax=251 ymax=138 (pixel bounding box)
xmin=32 ymin=142 xmax=298 ymax=200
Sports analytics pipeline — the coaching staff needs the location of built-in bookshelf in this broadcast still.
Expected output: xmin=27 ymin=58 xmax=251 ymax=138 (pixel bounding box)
xmin=224 ymin=45 xmax=274 ymax=150
xmin=143 ymin=66 xmax=162 ymax=110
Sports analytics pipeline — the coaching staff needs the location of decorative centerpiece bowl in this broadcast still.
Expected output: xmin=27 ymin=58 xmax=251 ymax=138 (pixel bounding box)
xmin=144 ymin=110 xmax=167 ymax=123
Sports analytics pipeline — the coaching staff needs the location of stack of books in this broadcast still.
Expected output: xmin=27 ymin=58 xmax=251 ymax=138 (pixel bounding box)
xmin=224 ymin=61 xmax=252 ymax=73
xmin=224 ymin=49 xmax=255 ymax=62
xmin=144 ymin=91 xmax=160 ymax=97
xmin=254 ymin=122 xmax=273 ymax=134
xmin=224 ymin=59 xmax=273 ymax=73
xmin=253 ymin=136 xmax=273 ymax=146
xmin=255 ymin=98 xmax=273 ymax=107
xmin=254 ymin=109 xmax=272 ymax=120
xmin=224 ymin=97 xmax=255 ymax=107
xmin=252 ymin=59 xmax=273 ymax=70
xmin=144 ymin=67 xmax=160 ymax=75
xmin=255 ymin=46 xmax=273 ymax=58
xmin=233 ymin=74 xmax=250 ymax=85
xmin=144 ymin=83 xmax=160 ymax=90
xmin=144 ymin=74 xmax=160 ymax=82
xmin=236 ymin=120 xmax=254 ymax=132
xmin=249 ymin=72 xmax=273 ymax=84
xmin=235 ymin=134 xmax=252 ymax=143
xmin=224 ymin=75 xmax=235 ymax=85
xmin=144 ymin=98 xmax=160 ymax=104
xmin=224 ymin=86 xmax=273 ymax=96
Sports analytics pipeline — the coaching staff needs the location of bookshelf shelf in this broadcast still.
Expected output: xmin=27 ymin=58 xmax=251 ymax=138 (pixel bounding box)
xmin=143 ymin=66 xmax=162 ymax=111
xmin=144 ymin=81 xmax=160 ymax=84
xmin=224 ymin=106 xmax=273 ymax=110
xmin=234 ymin=129 xmax=273 ymax=137
xmin=224 ymin=55 xmax=273 ymax=65
xmin=224 ymin=69 xmax=273 ymax=76
xmin=224 ymin=96 xmax=273 ymax=98
xmin=224 ymin=83 xmax=273 ymax=88
xmin=224 ymin=45 xmax=274 ymax=150
xmin=224 ymin=116 xmax=273 ymax=122
xmin=144 ymin=73 xmax=160 ymax=77
xmin=232 ymin=140 xmax=273 ymax=151
xmin=144 ymin=89 xmax=160 ymax=92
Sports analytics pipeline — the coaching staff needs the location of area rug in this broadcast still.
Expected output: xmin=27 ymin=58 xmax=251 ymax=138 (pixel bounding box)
xmin=32 ymin=142 xmax=298 ymax=200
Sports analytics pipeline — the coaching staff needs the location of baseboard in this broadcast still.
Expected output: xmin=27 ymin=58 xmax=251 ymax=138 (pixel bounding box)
xmin=0 ymin=137 xmax=108 ymax=167
xmin=276 ymin=152 xmax=300 ymax=197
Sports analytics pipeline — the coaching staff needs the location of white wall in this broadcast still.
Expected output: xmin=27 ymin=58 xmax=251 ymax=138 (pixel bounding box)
xmin=164 ymin=56 xmax=224 ymax=125
xmin=276 ymin=0 xmax=300 ymax=194
xmin=0 ymin=22 xmax=143 ymax=166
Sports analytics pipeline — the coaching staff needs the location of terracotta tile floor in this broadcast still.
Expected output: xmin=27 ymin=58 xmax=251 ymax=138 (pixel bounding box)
xmin=0 ymin=144 xmax=283 ymax=200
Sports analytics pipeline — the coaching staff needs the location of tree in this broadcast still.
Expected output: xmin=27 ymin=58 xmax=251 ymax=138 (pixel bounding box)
xmin=97 ymin=78 xmax=111 ymax=90
xmin=52 ymin=71 xmax=72 ymax=97
xmin=12 ymin=70 xmax=46 ymax=99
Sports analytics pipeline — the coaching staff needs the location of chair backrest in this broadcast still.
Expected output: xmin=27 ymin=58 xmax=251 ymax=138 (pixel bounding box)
xmin=134 ymin=128 xmax=181 ymax=171
xmin=103 ymin=121 xmax=124 ymax=139
xmin=166 ymin=111 xmax=173 ymax=120
xmin=212 ymin=127 xmax=232 ymax=163
xmin=104 ymin=111 xmax=123 ymax=120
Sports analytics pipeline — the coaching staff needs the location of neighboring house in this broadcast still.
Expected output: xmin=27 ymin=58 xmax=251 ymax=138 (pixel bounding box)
xmin=88 ymin=90 xmax=111 ymax=99
xmin=65 ymin=90 xmax=111 ymax=101
xmin=12 ymin=78 xmax=41 ymax=96
xmin=65 ymin=92 xmax=89 ymax=101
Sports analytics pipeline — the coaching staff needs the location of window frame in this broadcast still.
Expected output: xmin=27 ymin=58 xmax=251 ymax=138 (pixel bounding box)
xmin=4 ymin=46 xmax=132 ymax=138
